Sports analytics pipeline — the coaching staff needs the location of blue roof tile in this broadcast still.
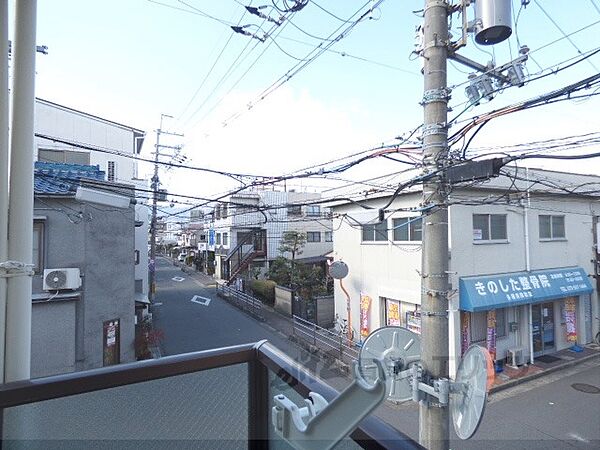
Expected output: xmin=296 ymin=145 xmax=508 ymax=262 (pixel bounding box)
xmin=34 ymin=161 xmax=106 ymax=195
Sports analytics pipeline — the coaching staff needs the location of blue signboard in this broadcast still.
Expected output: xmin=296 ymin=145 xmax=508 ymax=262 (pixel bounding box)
xmin=459 ymin=267 xmax=593 ymax=312
xmin=208 ymin=229 xmax=215 ymax=246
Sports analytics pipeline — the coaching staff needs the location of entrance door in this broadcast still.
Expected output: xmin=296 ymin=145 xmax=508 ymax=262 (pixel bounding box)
xmin=532 ymin=303 xmax=555 ymax=357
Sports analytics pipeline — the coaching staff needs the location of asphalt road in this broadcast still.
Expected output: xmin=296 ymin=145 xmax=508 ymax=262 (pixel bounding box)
xmin=152 ymin=257 xmax=600 ymax=449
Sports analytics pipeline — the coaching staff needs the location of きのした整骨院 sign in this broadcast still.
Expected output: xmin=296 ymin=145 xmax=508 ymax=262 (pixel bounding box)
xmin=459 ymin=267 xmax=593 ymax=312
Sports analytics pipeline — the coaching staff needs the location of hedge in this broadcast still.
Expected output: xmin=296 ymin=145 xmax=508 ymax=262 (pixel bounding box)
xmin=250 ymin=279 xmax=276 ymax=306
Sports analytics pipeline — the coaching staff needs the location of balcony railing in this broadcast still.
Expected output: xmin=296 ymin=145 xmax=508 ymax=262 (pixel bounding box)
xmin=0 ymin=341 xmax=422 ymax=449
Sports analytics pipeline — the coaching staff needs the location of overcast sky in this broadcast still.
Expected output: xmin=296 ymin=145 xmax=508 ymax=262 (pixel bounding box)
xmin=18 ymin=0 xmax=600 ymax=208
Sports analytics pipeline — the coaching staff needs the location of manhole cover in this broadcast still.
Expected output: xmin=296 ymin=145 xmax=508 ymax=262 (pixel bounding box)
xmin=571 ymin=383 xmax=600 ymax=394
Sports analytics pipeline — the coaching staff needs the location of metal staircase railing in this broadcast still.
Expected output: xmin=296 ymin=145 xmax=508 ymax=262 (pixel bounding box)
xmin=225 ymin=229 xmax=266 ymax=282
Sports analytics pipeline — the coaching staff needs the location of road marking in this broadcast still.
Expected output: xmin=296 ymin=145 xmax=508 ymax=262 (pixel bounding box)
xmin=568 ymin=433 xmax=590 ymax=443
xmin=190 ymin=295 xmax=211 ymax=306
xmin=172 ymin=276 xmax=185 ymax=282
xmin=153 ymin=302 xmax=163 ymax=306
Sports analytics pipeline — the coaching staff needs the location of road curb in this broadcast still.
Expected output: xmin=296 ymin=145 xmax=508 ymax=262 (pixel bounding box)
xmin=490 ymin=350 xmax=600 ymax=394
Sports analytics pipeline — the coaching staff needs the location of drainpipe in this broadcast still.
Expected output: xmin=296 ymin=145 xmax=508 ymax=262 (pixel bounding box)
xmin=5 ymin=0 xmax=37 ymax=382
xmin=524 ymin=166 xmax=534 ymax=364
xmin=0 ymin=0 xmax=9 ymax=383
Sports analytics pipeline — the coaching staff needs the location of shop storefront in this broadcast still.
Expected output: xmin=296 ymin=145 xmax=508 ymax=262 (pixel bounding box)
xmin=382 ymin=297 xmax=421 ymax=334
xmin=459 ymin=267 xmax=593 ymax=363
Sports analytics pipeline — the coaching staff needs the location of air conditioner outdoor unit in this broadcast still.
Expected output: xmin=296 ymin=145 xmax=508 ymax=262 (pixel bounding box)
xmin=43 ymin=268 xmax=81 ymax=291
xmin=506 ymin=347 xmax=524 ymax=367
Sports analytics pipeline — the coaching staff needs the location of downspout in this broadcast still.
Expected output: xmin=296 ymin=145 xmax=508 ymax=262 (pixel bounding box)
xmin=0 ymin=0 xmax=9 ymax=383
xmin=5 ymin=0 xmax=37 ymax=382
xmin=524 ymin=166 xmax=534 ymax=365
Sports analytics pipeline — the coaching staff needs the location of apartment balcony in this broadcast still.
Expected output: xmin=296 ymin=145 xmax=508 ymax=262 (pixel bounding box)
xmin=0 ymin=341 xmax=421 ymax=449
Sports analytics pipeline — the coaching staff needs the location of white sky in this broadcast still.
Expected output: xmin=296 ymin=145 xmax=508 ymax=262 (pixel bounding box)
xmin=18 ymin=0 xmax=600 ymax=211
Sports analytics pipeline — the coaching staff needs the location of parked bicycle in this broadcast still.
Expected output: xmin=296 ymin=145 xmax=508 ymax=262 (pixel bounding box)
xmin=334 ymin=314 xmax=356 ymax=341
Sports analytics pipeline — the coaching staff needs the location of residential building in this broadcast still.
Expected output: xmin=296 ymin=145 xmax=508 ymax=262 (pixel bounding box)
xmin=330 ymin=168 xmax=599 ymax=376
xmin=32 ymin=162 xmax=136 ymax=378
xmin=33 ymin=98 xmax=149 ymax=304
xmin=207 ymin=190 xmax=333 ymax=283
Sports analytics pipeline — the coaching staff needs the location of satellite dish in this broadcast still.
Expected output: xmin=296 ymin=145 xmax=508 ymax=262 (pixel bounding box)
xmin=358 ymin=326 xmax=421 ymax=402
xmin=451 ymin=345 xmax=492 ymax=440
xmin=328 ymin=260 xmax=348 ymax=279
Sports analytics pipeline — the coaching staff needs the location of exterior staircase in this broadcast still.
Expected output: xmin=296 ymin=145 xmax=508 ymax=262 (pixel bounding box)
xmin=225 ymin=229 xmax=266 ymax=283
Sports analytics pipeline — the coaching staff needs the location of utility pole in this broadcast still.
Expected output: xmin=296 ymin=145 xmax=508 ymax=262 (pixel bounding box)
xmin=148 ymin=114 xmax=183 ymax=302
xmin=419 ymin=0 xmax=450 ymax=449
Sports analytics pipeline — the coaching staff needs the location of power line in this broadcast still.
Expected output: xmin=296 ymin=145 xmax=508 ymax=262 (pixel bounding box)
xmin=534 ymin=0 xmax=600 ymax=72
xmin=218 ymin=0 xmax=385 ymax=128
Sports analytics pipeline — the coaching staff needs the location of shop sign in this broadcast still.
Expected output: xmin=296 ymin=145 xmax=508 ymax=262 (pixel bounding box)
xmin=460 ymin=267 xmax=593 ymax=312
xmin=461 ymin=313 xmax=470 ymax=356
xmin=406 ymin=310 xmax=421 ymax=334
xmin=360 ymin=294 xmax=372 ymax=338
xmin=486 ymin=310 xmax=496 ymax=360
xmin=564 ymin=297 xmax=577 ymax=343
xmin=386 ymin=300 xmax=400 ymax=326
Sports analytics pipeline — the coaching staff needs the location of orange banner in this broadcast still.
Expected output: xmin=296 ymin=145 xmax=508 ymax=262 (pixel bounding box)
xmin=360 ymin=294 xmax=372 ymax=338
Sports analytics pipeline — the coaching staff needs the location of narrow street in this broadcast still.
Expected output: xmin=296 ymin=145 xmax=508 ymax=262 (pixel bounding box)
xmin=152 ymin=257 xmax=600 ymax=449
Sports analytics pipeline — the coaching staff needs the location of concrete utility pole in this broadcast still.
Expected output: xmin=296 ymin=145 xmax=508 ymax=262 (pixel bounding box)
xmin=5 ymin=0 xmax=37 ymax=383
xmin=419 ymin=0 xmax=450 ymax=449
xmin=148 ymin=114 xmax=182 ymax=302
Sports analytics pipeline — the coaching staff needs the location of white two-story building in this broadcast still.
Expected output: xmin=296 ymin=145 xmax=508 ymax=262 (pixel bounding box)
xmin=330 ymin=167 xmax=599 ymax=376
xmin=207 ymin=189 xmax=333 ymax=283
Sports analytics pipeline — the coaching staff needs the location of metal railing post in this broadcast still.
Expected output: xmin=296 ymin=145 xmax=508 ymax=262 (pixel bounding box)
xmin=248 ymin=359 xmax=269 ymax=450
xmin=312 ymin=322 xmax=317 ymax=347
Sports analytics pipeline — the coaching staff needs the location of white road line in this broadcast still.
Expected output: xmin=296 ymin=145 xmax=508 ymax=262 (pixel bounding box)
xmin=190 ymin=295 xmax=211 ymax=306
xmin=172 ymin=276 xmax=185 ymax=282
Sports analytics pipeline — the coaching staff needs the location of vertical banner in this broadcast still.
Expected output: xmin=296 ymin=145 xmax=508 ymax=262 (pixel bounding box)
xmin=360 ymin=294 xmax=372 ymax=338
xmin=486 ymin=310 xmax=497 ymax=361
xmin=564 ymin=297 xmax=577 ymax=343
xmin=461 ymin=312 xmax=470 ymax=356
xmin=386 ymin=300 xmax=400 ymax=326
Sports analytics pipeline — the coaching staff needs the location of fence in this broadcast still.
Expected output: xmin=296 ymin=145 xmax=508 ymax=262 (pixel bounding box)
xmin=291 ymin=315 xmax=359 ymax=368
xmin=216 ymin=283 xmax=263 ymax=320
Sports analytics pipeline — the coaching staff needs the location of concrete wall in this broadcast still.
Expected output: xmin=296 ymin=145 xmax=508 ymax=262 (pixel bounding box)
xmin=32 ymin=197 xmax=135 ymax=376
xmin=134 ymin=203 xmax=149 ymax=296
xmin=274 ymin=285 xmax=292 ymax=316
xmin=31 ymin=300 xmax=77 ymax=379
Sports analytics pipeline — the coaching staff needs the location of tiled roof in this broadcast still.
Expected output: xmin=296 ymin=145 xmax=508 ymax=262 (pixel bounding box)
xmin=34 ymin=161 xmax=106 ymax=195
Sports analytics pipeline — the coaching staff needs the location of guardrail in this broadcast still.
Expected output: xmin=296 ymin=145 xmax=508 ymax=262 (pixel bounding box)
xmin=292 ymin=315 xmax=360 ymax=367
xmin=216 ymin=282 xmax=264 ymax=320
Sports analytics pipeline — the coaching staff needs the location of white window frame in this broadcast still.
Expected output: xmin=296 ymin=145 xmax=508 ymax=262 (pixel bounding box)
xmin=307 ymin=231 xmax=321 ymax=243
xmin=324 ymin=231 xmax=333 ymax=242
xmin=470 ymin=308 xmax=507 ymax=343
xmin=392 ymin=217 xmax=422 ymax=242
xmin=539 ymin=214 xmax=566 ymax=240
xmin=306 ymin=205 xmax=321 ymax=217
xmin=32 ymin=220 xmax=45 ymax=274
xmin=361 ymin=221 xmax=388 ymax=243
xmin=472 ymin=214 xmax=508 ymax=243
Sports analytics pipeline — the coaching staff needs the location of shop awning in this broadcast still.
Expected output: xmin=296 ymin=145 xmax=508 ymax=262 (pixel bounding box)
xmin=459 ymin=267 xmax=593 ymax=312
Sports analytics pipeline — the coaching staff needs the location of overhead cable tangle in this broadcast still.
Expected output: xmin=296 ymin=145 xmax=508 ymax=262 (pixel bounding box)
xmin=177 ymin=8 xmax=248 ymax=122
xmin=219 ymin=0 xmax=386 ymax=128
xmin=145 ymin=0 xmax=234 ymax=26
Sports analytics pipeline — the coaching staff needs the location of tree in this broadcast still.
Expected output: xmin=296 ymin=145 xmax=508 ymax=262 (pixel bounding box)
xmin=278 ymin=230 xmax=306 ymax=290
xmin=278 ymin=230 xmax=307 ymax=262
